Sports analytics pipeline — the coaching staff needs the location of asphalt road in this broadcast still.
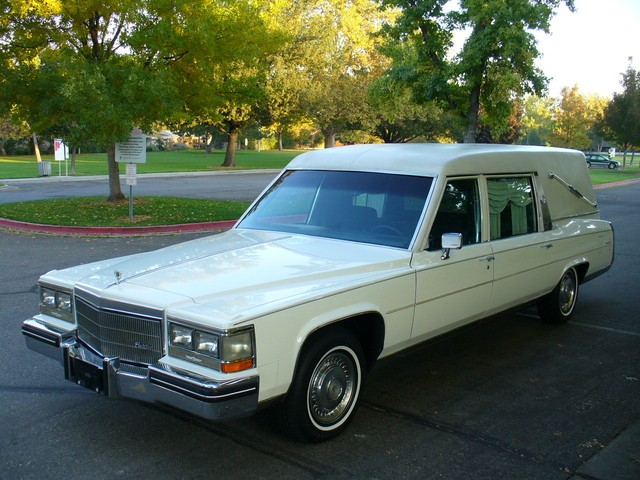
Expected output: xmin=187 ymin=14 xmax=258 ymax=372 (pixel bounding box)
xmin=0 ymin=181 xmax=638 ymax=480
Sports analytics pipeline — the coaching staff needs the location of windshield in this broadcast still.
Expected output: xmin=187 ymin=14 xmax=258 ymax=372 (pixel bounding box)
xmin=238 ymin=170 xmax=433 ymax=248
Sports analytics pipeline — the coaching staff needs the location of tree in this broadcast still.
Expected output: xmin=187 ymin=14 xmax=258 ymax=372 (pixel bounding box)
xmin=520 ymin=95 xmax=554 ymax=145
xmin=0 ymin=114 xmax=29 ymax=156
xmin=367 ymin=75 xmax=454 ymax=142
xmin=216 ymin=103 xmax=253 ymax=167
xmin=549 ymin=85 xmax=607 ymax=150
xmin=604 ymin=62 xmax=640 ymax=163
xmin=275 ymin=0 xmax=392 ymax=148
xmin=379 ymin=0 xmax=574 ymax=143
xmin=0 ymin=0 xmax=281 ymax=200
xmin=262 ymin=33 xmax=310 ymax=151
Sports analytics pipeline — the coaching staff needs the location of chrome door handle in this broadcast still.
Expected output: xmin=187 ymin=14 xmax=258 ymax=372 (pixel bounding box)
xmin=479 ymin=256 xmax=495 ymax=262
xmin=541 ymin=244 xmax=553 ymax=250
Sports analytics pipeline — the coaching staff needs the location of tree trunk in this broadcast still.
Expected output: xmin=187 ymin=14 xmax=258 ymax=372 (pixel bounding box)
xmin=0 ymin=140 xmax=6 ymax=156
xmin=70 ymin=147 xmax=77 ymax=174
xmin=278 ymin=130 xmax=283 ymax=151
xmin=204 ymin=133 xmax=214 ymax=154
xmin=463 ymin=83 xmax=482 ymax=143
xmin=323 ymin=130 xmax=336 ymax=148
xmin=33 ymin=133 xmax=42 ymax=163
xmin=106 ymin=143 xmax=125 ymax=202
xmin=221 ymin=131 xmax=238 ymax=167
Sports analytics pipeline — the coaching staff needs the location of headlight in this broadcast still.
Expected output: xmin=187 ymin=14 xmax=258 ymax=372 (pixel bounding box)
xmin=168 ymin=320 xmax=254 ymax=373
xmin=194 ymin=331 xmax=219 ymax=357
xmin=39 ymin=284 xmax=73 ymax=322
xmin=169 ymin=324 xmax=193 ymax=347
xmin=41 ymin=287 xmax=56 ymax=308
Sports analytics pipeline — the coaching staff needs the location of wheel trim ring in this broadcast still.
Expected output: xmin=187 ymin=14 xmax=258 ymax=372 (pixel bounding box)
xmin=559 ymin=270 xmax=577 ymax=315
xmin=307 ymin=346 xmax=361 ymax=431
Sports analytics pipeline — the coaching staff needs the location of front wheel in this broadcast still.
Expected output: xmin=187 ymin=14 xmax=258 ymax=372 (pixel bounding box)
xmin=537 ymin=267 xmax=579 ymax=324
xmin=283 ymin=329 xmax=364 ymax=442
xmin=608 ymin=162 xmax=617 ymax=169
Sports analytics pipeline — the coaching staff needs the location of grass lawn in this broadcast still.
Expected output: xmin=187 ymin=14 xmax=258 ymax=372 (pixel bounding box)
xmin=0 ymin=197 xmax=250 ymax=227
xmin=0 ymin=149 xmax=301 ymax=179
xmin=588 ymin=164 xmax=640 ymax=185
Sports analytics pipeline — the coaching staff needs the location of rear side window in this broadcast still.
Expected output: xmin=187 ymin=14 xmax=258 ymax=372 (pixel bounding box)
xmin=487 ymin=177 xmax=537 ymax=240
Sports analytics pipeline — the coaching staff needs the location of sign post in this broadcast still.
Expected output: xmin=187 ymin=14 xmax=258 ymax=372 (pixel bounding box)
xmin=53 ymin=138 xmax=66 ymax=177
xmin=115 ymin=133 xmax=147 ymax=222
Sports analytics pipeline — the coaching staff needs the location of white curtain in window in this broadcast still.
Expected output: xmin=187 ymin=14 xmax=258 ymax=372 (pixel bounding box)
xmin=487 ymin=179 xmax=532 ymax=238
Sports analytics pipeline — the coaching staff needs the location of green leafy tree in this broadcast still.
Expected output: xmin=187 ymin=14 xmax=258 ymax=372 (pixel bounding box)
xmin=604 ymin=63 xmax=640 ymax=163
xmin=549 ymin=86 xmax=607 ymax=150
xmin=281 ymin=0 xmax=392 ymax=148
xmin=367 ymin=75 xmax=454 ymax=142
xmin=0 ymin=0 xmax=280 ymax=199
xmin=0 ymin=114 xmax=30 ymax=156
xmin=520 ymin=95 xmax=554 ymax=145
xmin=379 ymin=0 xmax=573 ymax=143
xmin=261 ymin=6 xmax=311 ymax=152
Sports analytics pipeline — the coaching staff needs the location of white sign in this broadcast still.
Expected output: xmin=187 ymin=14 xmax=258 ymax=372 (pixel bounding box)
xmin=125 ymin=163 xmax=137 ymax=186
xmin=54 ymin=138 xmax=66 ymax=161
xmin=115 ymin=133 xmax=147 ymax=164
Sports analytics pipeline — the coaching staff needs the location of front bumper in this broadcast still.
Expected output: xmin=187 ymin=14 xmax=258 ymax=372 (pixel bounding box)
xmin=22 ymin=318 xmax=259 ymax=421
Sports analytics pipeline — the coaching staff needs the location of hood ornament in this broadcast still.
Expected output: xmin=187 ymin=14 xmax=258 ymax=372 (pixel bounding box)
xmin=114 ymin=270 xmax=123 ymax=284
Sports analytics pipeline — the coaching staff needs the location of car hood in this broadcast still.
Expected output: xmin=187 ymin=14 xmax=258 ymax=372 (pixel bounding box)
xmin=44 ymin=229 xmax=412 ymax=327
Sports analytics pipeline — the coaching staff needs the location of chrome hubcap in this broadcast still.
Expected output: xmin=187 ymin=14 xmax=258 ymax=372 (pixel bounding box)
xmin=308 ymin=350 xmax=356 ymax=425
xmin=559 ymin=271 xmax=577 ymax=314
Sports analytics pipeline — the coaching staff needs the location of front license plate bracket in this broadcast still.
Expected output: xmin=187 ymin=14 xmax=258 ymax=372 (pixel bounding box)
xmin=67 ymin=354 xmax=108 ymax=394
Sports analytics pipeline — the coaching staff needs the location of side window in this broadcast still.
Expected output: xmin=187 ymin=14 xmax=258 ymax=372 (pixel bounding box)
xmin=487 ymin=176 xmax=537 ymax=240
xmin=428 ymin=179 xmax=481 ymax=250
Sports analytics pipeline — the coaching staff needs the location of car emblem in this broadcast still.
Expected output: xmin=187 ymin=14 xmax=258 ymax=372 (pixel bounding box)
xmin=114 ymin=270 xmax=122 ymax=284
xmin=134 ymin=341 xmax=152 ymax=350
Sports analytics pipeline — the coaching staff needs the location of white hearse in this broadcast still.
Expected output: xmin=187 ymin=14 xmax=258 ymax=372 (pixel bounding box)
xmin=23 ymin=144 xmax=614 ymax=441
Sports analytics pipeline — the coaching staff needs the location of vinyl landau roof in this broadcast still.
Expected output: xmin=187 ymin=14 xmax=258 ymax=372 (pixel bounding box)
xmin=287 ymin=143 xmax=586 ymax=177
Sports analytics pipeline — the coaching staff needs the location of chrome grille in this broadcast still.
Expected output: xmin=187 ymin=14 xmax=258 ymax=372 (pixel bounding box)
xmin=75 ymin=293 xmax=163 ymax=365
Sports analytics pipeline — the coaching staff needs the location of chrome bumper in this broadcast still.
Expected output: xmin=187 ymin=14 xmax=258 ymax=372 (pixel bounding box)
xmin=22 ymin=318 xmax=259 ymax=421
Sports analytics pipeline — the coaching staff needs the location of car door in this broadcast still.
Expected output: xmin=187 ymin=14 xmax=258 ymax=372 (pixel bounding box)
xmin=485 ymin=175 xmax=559 ymax=314
xmin=410 ymin=178 xmax=494 ymax=343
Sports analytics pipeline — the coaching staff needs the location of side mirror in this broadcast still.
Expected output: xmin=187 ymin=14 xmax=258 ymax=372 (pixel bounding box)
xmin=441 ymin=233 xmax=462 ymax=260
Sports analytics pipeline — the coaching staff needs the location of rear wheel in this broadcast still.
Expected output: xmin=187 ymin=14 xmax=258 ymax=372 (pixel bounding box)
xmin=537 ymin=267 xmax=579 ymax=324
xmin=586 ymin=161 xmax=592 ymax=168
xmin=283 ymin=329 xmax=364 ymax=442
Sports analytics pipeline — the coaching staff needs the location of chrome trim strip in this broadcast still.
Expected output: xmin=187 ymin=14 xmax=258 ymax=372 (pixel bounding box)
xmin=149 ymin=374 xmax=257 ymax=402
xmin=22 ymin=319 xmax=76 ymax=364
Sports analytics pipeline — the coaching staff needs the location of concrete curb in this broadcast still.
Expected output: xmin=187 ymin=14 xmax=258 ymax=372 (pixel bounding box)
xmin=0 ymin=217 xmax=236 ymax=236
xmin=593 ymin=178 xmax=640 ymax=189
